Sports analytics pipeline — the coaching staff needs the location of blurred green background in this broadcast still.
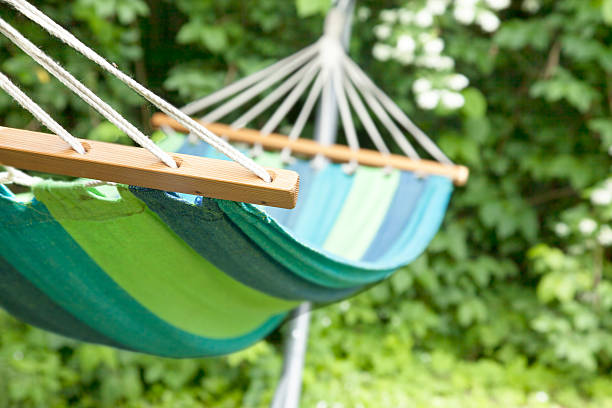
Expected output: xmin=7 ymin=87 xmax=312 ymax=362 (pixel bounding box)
xmin=1 ymin=0 xmax=612 ymax=406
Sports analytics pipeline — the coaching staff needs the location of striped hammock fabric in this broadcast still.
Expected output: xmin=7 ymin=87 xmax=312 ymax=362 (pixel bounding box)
xmin=0 ymin=131 xmax=453 ymax=357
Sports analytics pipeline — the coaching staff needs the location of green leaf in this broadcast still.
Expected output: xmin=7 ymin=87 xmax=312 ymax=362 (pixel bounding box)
xmin=461 ymin=88 xmax=487 ymax=118
xmin=603 ymin=0 xmax=612 ymax=25
xmin=295 ymin=0 xmax=330 ymax=17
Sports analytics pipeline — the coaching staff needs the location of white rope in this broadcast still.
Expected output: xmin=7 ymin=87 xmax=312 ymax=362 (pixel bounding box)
xmin=342 ymin=75 xmax=390 ymax=156
xmin=81 ymin=179 xmax=117 ymax=188
xmin=0 ymin=167 xmax=42 ymax=186
xmin=4 ymin=0 xmax=271 ymax=182
xmin=343 ymin=56 xmax=452 ymax=164
xmin=261 ymin=62 xmax=321 ymax=137
xmin=0 ymin=17 xmax=177 ymax=168
xmin=0 ymin=71 xmax=85 ymax=154
xmin=201 ymin=44 xmax=319 ymax=124
xmin=180 ymin=44 xmax=318 ymax=116
xmin=280 ymin=69 xmax=328 ymax=163
xmin=331 ymin=66 xmax=359 ymax=174
xmin=232 ymin=58 xmax=320 ymax=130
xmin=343 ymin=60 xmax=420 ymax=160
xmin=287 ymin=69 xmax=328 ymax=142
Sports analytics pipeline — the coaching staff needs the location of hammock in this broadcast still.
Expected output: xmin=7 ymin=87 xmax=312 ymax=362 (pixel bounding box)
xmin=0 ymin=0 xmax=467 ymax=358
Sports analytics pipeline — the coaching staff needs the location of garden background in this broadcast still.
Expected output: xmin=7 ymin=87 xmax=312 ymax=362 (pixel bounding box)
xmin=1 ymin=0 xmax=612 ymax=406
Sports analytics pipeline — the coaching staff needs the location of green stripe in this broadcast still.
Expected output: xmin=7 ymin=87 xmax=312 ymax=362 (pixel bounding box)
xmin=253 ymin=151 xmax=284 ymax=168
xmin=156 ymin=129 xmax=187 ymax=152
xmin=33 ymin=181 xmax=297 ymax=339
xmin=323 ymin=167 xmax=401 ymax=260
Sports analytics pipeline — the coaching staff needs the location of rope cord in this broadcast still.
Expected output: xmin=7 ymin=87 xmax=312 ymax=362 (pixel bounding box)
xmin=232 ymin=58 xmax=321 ymax=130
xmin=343 ymin=56 xmax=452 ymax=164
xmin=0 ymin=166 xmax=42 ymax=186
xmin=181 ymin=44 xmax=318 ymax=116
xmin=201 ymin=45 xmax=319 ymax=124
xmin=331 ymin=65 xmax=359 ymax=173
xmin=0 ymin=71 xmax=85 ymax=154
xmin=342 ymin=75 xmax=390 ymax=156
xmin=342 ymin=58 xmax=420 ymax=160
xmin=4 ymin=0 xmax=271 ymax=182
xmin=0 ymin=17 xmax=177 ymax=168
xmin=261 ymin=61 xmax=321 ymax=137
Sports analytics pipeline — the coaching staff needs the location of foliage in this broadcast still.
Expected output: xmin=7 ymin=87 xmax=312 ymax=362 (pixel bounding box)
xmin=0 ymin=0 xmax=612 ymax=406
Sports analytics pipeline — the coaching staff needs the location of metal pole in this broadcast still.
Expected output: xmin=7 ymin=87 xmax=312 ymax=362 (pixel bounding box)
xmin=311 ymin=0 xmax=356 ymax=168
xmin=271 ymin=1 xmax=355 ymax=407
xmin=270 ymin=302 xmax=312 ymax=408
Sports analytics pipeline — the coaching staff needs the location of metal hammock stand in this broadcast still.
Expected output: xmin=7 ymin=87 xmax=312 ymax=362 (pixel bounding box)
xmin=0 ymin=0 xmax=468 ymax=405
xmin=156 ymin=1 xmax=469 ymax=406
xmin=271 ymin=5 xmax=354 ymax=405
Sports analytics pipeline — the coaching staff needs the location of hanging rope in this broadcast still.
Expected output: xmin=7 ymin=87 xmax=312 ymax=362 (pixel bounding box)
xmin=0 ymin=71 xmax=85 ymax=154
xmin=2 ymin=0 xmax=272 ymax=182
xmin=0 ymin=17 xmax=178 ymax=168
xmin=0 ymin=166 xmax=42 ymax=186
xmin=342 ymin=56 xmax=452 ymax=164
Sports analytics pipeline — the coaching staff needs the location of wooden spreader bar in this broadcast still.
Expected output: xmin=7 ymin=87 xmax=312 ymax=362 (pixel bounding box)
xmin=152 ymin=113 xmax=469 ymax=186
xmin=0 ymin=126 xmax=299 ymax=209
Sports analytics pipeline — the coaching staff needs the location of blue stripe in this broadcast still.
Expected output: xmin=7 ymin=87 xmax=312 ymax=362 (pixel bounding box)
xmin=292 ymin=163 xmax=355 ymax=246
xmin=380 ymin=176 xmax=453 ymax=265
xmin=361 ymin=172 xmax=427 ymax=261
xmin=177 ymin=139 xmax=212 ymax=157
xmin=265 ymin=160 xmax=316 ymax=228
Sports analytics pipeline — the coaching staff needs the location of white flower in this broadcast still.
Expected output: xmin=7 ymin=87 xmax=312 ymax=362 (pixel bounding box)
xmin=477 ymin=10 xmax=501 ymax=32
xmin=417 ymin=90 xmax=441 ymax=110
xmin=413 ymin=78 xmax=432 ymax=94
xmin=397 ymin=34 xmax=416 ymax=53
xmin=454 ymin=6 xmax=476 ymax=25
xmin=456 ymin=0 xmax=479 ymax=6
xmin=339 ymin=301 xmax=351 ymax=311
xmin=485 ymin=0 xmax=511 ymax=10
xmin=429 ymin=55 xmax=455 ymax=70
xmin=568 ymin=245 xmax=584 ymax=255
xmin=591 ymin=188 xmax=612 ymax=206
xmin=373 ymin=43 xmax=393 ymax=61
xmin=374 ymin=24 xmax=392 ymax=40
xmin=357 ymin=6 xmax=371 ymax=21
xmin=598 ymin=225 xmax=612 ymax=246
xmin=426 ymin=0 xmax=448 ymax=15
xmin=424 ymin=38 xmax=445 ymax=55
xmin=533 ymin=391 xmax=550 ymax=404
xmin=447 ymin=73 xmax=470 ymax=90
xmin=579 ymin=218 xmax=598 ymax=235
xmin=394 ymin=51 xmax=415 ymax=65
xmin=554 ymin=222 xmax=570 ymax=237
xmin=415 ymin=9 xmax=434 ymax=27
xmin=417 ymin=55 xmax=454 ymax=70
xmin=380 ymin=9 xmax=398 ymax=23
xmin=321 ymin=316 xmax=332 ymax=327
xmin=441 ymin=90 xmax=465 ymax=109
xmin=398 ymin=9 xmax=414 ymax=24
xmin=522 ymin=0 xmax=541 ymax=13
xmin=316 ymin=402 xmax=328 ymax=408
xmin=418 ymin=32 xmax=433 ymax=42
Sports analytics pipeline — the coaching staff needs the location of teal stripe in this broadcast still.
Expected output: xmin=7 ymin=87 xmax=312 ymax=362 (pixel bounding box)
xmin=0 ymin=189 xmax=285 ymax=357
xmin=218 ymin=173 xmax=453 ymax=288
xmin=33 ymin=181 xmax=296 ymax=339
xmin=291 ymin=163 xmax=355 ymax=246
xmin=323 ymin=168 xmax=401 ymax=260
